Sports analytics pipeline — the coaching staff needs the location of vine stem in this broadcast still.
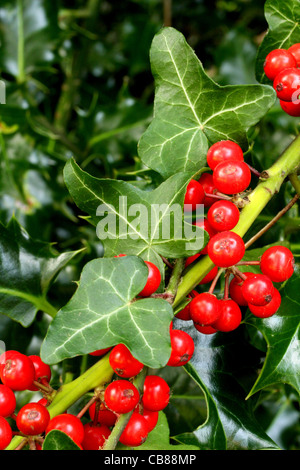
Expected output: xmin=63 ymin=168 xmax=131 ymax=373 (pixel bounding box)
xmin=173 ymin=133 xmax=300 ymax=308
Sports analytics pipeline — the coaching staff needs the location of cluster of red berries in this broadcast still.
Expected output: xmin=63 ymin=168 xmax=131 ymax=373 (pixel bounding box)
xmin=263 ymin=43 xmax=300 ymax=116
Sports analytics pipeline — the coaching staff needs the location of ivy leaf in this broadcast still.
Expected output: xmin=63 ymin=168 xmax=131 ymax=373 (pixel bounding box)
xmin=0 ymin=217 xmax=80 ymax=327
xmin=171 ymin=319 xmax=280 ymax=450
xmin=137 ymin=27 xmax=276 ymax=179
xmin=41 ymin=256 xmax=174 ymax=368
xmin=256 ymin=0 xmax=300 ymax=84
xmin=42 ymin=430 xmax=82 ymax=450
xmin=63 ymin=158 xmax=208 ymax=274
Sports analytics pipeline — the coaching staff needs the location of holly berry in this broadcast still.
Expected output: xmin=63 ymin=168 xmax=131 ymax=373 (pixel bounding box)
xmin=194 ymin=324 xmax=218 ymax=335
xmin=212 ymin=299 xmax=242 ymax=332
xmin=109 ymin=344 xmax=144 ymax=378
xmin=0 ymin=416 xmax=12 ymax=450
xmin=167 ymin=329 xmax=194 ymax=367
xmin=213 ymin=160 xmax=251 ymax=195
xmin=260 ymin=245 xmax=295 ymax=283
xmin=273 ymin=68 xmax=300 ymax=102
xmin=263 ymin=49 xmax=297 ymax=80
xmin=89 ymin=347 xmax=112 ymax=356
xmin=248 ymin=288 xmax=281 ymax=318
xmin=280 ymin=99 xmax=300 ymax=116
xmin=229 ymin=272 xmax=256 ymax=306
xmin=134 ymin=406 xmax=159 ymax=432
xmin=142 ymin=375 xmax=170 ymax=412
xmin=119 ymin=413 xmax=149 ymax=447
xmin=0 ymin=384 xmax=16 ymax=418
xmin=198 ymin=172 xmax=218 ymax=207
xmin=138 ymin=261 xmax=161 ymax=297
xmin=104 ymin=380 xmax=140 ymax=414
xmin=0 ymin=350 xmax=35 ymax=391
xmin=88 ymin=401 xmax=118 ymax=427
xmin=207 ymin=200 xmax=240 ymax=232
xmin=241 ymin=273 xmax=274 ymax=306
xmin=16 ymin=402 xmax=50 ymax=436
xmin=206 ymin=140 xmax=244 ymax=170
xmin=207 ymin=231 xmax=245 ymax=268
xmin=288 ymin=43 xmax=300 ymax=66
xmin=199 ymin=266 xmax=219 ymax=285
xmin=81 ymin=422 xmax=111 ymax=450
xmin=189 ymin=292 xmax=221 ymax=326
xmin=46 ymin=413 xmax=85 ymax=445
xmin=28 ymin=355 xmax=52 ymax=391
xmin=184 ymin=179 xmax=205 ymax=211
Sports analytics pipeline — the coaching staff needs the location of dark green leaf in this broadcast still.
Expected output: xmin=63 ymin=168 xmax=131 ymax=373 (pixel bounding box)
xmin=42 ymin=430 xmax=82 ymax=450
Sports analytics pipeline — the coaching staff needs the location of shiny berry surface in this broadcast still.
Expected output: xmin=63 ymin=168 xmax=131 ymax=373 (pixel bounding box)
xmin=248 ymin=288 xmax=281 ymax=318
xmin=119 ymin=413 xmax=149 ymax=447
xmin=0 ymin=416 xmax=12 ymax=450
xmin=288 ymin=43 xmax=300 ymax=66
xmin=280 ymin=99 xmax=300 ymax=116
xmin=0 ymin=384 xmax=16 ymax=418
xmin=207 ymin=231 xmax=245 ymax=267
xmin=16 ymin=402 xmax=50 ymax=436
xmin=229 ymin=272 xmax=256 ymax=306
xmin=81 ymin=422 xmax=111 ymax=450
xmin=109 ymin=344 xmax=143 ymax=378
xmin=198 ymin=173 xmax=218 ymax=207
xmin=138 ymin=261 xmax=161 ymax=297
xmin=273 ymin=67 xmax=300 ymax=102
xmin=263 ymin=49 xmax=297 ymax=80
xmin=212 ymin=299 xmax=242 ymax=332
xmin=184 ymin=179 xmax=205 ymax=211
xmin=167 ymin=329 xmax=194 ymax=367
xmin=206 ymin=140 xmax=244 ymax=170
xmin=213 ymin=161 xmax=251 ymax=195
xmin=260 ymin=246 xmax=295 ymax=283
xmin=88 ymin=401 xmax=118 ymax=427
xmin=241 ymin=274 xmax=274 ymax=306
xmin=104 ymin=380 xmax=140 ymax=414
xmin=0 ymin=351 xmax=35 ymax=391
xmin=207 ymin=200 xmax=240 ymax=232
xmin=46 ymin=413 xmax=85 ymax=445
xmin=142 ymin=375 xmax=170 ymax=412
xmin=189 ymin=292 xmax=221 ymax=326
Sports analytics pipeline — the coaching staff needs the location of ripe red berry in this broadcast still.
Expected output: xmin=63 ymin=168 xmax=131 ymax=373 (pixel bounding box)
xmin=213 ymin=161 xmax=251 ymax=195
xmin=46 ymin=413 xmax=85 ymax=445
xmin=138 ymin=261 xmax=161 ymax=297
xmin=184 ymin=179 xmax=205 ymax=211
xmin=260 ymin=246 xmax=295 ymax=283
xmin=175 ymin=290 xmax=198 ymax=321
xmin=206 ymin=140 xmax=244 ymax=170
xmin=0 ymin=351 xmax=35 ymax=391
xmin=273 ymin=68 xmax=300 ymax=102
xmin=241 ymin=274 xmax=274 ymax=306
xmin=198 ymin=173 xmax=218 ymax=207
xmin=199 ymin=266 xmax=219 ymax=285
xmin=109 ymin=344 xmax=144 ymax=378
xmin=104 ymin=380 xmax=140 ymax=414
xmin=263 ymin=49 xmax=297 ymax=80
xmin=119 ymin=413 xmax=149 ymax=447
xmin=134 ymin=406 xmax=159 ymax=432
xmin=207 ymin=231 xmax=245 ymax=267
xmin=81 ymin=422 xmax=111 ymax=450
xmin=193 ymin=217 xmax=217 ymax=255
xmin=280 ymin=99 xmax=300 ymax=116
xmin=207 ymin=200 xmax=240 ymax=232
xmin=212 ymin=299 xmax=242 ymax=332
xmin=248 ymin=288 xmax=281 ymax=318
xmin=28 ymin=355 xmax=52 ymax=391
xmin=89 ymin=347 xmax=112 ymax=357
xmin=288 ymin=43 xmax=300 ymax=66
xmin=16 ymin=402 xmax=50 ymax=436
xmin=88 ymin=401 xmax=118 ymax=427
xmin=229 ymin=272 xmax=256 ymax=306
xmin=0 ymin=384 xmax=16 ymax=418
xmin=194 ymin=324 xmax=218 ymax=335
xmin=189 ymin=292 xmax=221 ymax=326
xmin=167 ymin=329 xmax=194 ymax=367
xmin=142 ymin=375 xmax=170 ymax=412
xmin=0 ymin=416 xmax=12 ymax=450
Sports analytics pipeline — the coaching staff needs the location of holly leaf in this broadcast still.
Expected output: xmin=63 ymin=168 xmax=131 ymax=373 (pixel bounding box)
xmin=42 ymin=430 xmax=82 ymax=450
xmin=137 ymin=27 xmax=276 ymax=179
xmin=41 ymin=255 xmax=174 ymax=368
xmin=63 ymin=158 xmax=208 ymax=274
xmin=0 ymin=217 xmax=80 ymax=327
xmin=256 ymin=0 xmax=300 ymax=84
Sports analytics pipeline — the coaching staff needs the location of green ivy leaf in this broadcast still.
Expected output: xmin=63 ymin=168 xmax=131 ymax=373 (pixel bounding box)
xmin=255 ymin=0 xmax=300 ymax=84
xmin=42 ymin=430 xmax=82 ymax=450
xmin=138 ymin=27 xmax=276 ymax=179
xmin=41 ymin=255 xmax=174 ymax=368
xmin=0 ymin=217 xmax=80 ymax=327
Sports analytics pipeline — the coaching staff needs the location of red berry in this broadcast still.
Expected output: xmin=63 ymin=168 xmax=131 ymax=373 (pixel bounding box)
xmin=81 ymin=422 xmax=111 ymax=450
xmin=248 ymin=288 xmax=281 ymax=318
xmin=28 ymin=355 xmax=52 ymax=391
xmin=142 ymin=375 xmax=170 ymax=412
xmin=241 ymin=274 xmax=274 ymax=306
xmin=229 ymin=272 xmax=256 ymax=306
xmin=119 ymin=413 xmax=149 ymax=447
xmin=109 ymin=344 xmax=144 ymax=378
xmin=207 ymin=231 xmax=245 ymax=267
xmin=134 ymin=406 xmax=159 ymax=432
xmin=16 ymin=402 xmax=50 ymax=436
xmin=167 ymin=329 xmax=194 ymax=367
xmin=104 ymin=380 xmax=140 ymax=414
xmin=198 ymin=173 xmax=218 ymax=207
xmin=0 ymin=416 xmax=12 ymax=450
xmin=207 ymin=200 xmax=240 ymax=232
xmin=0 ymin=351 xmax=35 ymax=391
xmin=175 ymin=290 xmax=198 ymax=320
xmin=189 ymin=292 xmax=221 ymax=326
xmin=273 ymin=67 xmax=300 ymax=102
xmin=89 ymin=347 xmax=112 ymax=356
xmin=280 ymin=99 xmax=300 ymax=116
xmin=138 ymin=261 xmax=161 ymax=297
xmin=288 ymin=43 xmax=300 ymax=66
xmin=194 ymin=324 xmax=218 ymax=335
xmin=0 ymin=384 xmax=16 ymax=418
xmin=199 ymin=266 xmax=219 ymax=285
xmin=184 ymin=180 xmax=205 ymax=211
xmin=193 ymin=217 xmax=217 ymax=255
xmin=206 ymin=140 xmax=244 ymax=170
xmin=263 ymin=49 xmax=297 ymax=80
xmin=213 ymin=161 xmax=251 ymax=195
xmin=88 ymin=401 xmax=118 ymax=427
xmin=46 ymin=413 xmax=85 ymax=445
xmin=260 ymin=246 xmax=295 ymax=283
xmin=212 ymin=299 xmax=242 ymax=332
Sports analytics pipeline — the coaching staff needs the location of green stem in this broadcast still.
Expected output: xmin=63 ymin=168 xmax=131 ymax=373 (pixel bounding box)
xmin=289 ymin=173 xmax=300 ymax=196
xmin=173 ymin=133 xmax=300 ymax=308
xmin=17 ymin=0 xmax=25 ymax=83
xmin=165 ymin=258 xmax=185 ymax=302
